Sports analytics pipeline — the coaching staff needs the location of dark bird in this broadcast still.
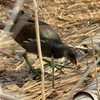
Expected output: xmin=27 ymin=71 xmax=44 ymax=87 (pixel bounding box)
xmin=10 ymin=11 xmax=77 ymax=65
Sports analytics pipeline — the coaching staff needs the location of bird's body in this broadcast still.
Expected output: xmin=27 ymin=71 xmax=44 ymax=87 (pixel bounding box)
xmin=11 ymin=11 xmax=77 ymax=64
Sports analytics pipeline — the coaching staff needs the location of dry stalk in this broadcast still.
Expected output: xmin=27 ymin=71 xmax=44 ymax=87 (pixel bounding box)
xmin=33 ymin=0 xmax=45 ymax=100
xmin=90 ymin=32 xmax=100 ymax=99
xmin=0 ymin=84 xmax=18 ymax=100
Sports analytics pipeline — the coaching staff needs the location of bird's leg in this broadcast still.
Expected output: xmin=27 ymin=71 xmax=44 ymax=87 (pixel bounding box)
xmin=22 ymin=52 xmax=40 ymax=76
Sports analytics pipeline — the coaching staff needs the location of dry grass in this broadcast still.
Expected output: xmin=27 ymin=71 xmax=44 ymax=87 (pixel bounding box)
xmin=0 ymin=0 xmax=100 ymax=100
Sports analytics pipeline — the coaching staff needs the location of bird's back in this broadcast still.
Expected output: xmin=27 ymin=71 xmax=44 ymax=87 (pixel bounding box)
xmin=15 ymin=19 xmax=62 ymax=44
xmin=11 ymin=15 xmax=63 ymax=57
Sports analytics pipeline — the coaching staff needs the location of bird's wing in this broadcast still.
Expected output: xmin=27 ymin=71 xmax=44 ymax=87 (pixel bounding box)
xmin=22 ymin=38 xmax=52 ymax=57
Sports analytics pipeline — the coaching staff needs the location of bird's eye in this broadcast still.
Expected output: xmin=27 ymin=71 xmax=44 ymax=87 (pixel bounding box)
xmin=19 ymin=11 xmax=25 ymax=15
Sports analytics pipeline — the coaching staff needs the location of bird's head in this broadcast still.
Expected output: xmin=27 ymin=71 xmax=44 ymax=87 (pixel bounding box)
xmin=63 ymin=44 xmax=77 ymax=65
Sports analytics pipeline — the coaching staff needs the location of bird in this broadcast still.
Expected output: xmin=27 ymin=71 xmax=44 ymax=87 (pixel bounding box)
xmin=10 ymin=10 xmax=77 ymax=65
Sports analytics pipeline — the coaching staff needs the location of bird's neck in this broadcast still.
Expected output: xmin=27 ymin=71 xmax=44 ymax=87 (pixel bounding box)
xmin=51 ymin=44 xmax=64 ymax=58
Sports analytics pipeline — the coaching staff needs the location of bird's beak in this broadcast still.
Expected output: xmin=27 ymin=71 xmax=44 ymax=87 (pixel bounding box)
xmin=70 ymin=59 xmax=77 ymax=69
xmin=72 ymin=59 xmax=77 ymax=65
xmin=72 ymin=59 xmax=77 ymax=69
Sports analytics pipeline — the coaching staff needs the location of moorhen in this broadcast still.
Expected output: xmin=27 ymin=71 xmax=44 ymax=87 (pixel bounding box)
xmin=10 ymin=11 xmax=77 ymax=65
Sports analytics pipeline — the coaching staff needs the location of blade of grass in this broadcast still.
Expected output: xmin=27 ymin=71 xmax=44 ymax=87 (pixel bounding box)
xmin=51 ymin=56 xmax=55 ymax=88
xmin=11 ymin=46 xmax=16 ymax=55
